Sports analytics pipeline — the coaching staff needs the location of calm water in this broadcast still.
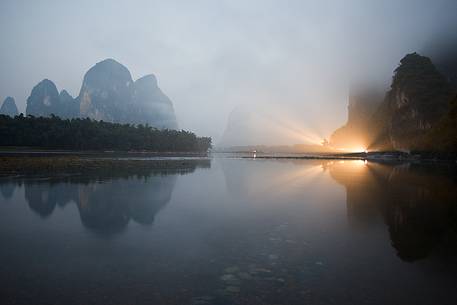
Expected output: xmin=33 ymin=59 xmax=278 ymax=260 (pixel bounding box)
xmin=0 ymin=158 xmax=456 ymax=305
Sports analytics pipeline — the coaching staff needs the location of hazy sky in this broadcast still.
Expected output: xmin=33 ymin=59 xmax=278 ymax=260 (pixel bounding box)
xmin=1 ymin=0 xmax=456 ymax=144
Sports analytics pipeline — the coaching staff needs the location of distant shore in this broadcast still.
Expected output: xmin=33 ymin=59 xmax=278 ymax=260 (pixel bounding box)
xmin=217 ymin=150 xmax=457 ymax=163
xmin=0 ymin=147 xmax=209 ymax=157
xmin=0 ymin=154 xmax=211 ymax=177
xmin=1 ymin=148 xmax=456 ymax=177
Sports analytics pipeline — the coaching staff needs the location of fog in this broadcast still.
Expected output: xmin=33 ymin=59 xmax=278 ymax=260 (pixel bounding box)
xmin=1 ymin=0 xmax=456 ymax=145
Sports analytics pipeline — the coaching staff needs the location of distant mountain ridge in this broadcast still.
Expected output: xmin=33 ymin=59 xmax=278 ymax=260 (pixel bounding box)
xmin=23 ymin=59 xmax=178 ymax=129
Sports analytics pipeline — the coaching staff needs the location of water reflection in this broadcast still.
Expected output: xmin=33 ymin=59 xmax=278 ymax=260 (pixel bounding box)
xmin=220 ymin=158 xmax=324 ymax=201
xmin=77 ymin=176 xmax=176 ymax=234
xmin=0 ymin=182 xmax=16 ymax=199
xmin=25 ymin=183 xmax=77 ymax=217
xmin=2 ymin=159 xmax=210 ymax=236
xmin=327 ymin=160 xmax=457 ymax=261
xmin=0 ymin=158 xmax=456 ymax=304
xmin=220 ymin=158 xmax=457 ymax=262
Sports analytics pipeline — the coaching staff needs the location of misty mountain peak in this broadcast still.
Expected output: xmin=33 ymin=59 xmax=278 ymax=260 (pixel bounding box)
xmin=26 ymin=79 xmax=79 ymax=119
xmin=94 ymin=58 xmax=128 ymax=71
xmin=82 ymin=58 xmax=133 ymax=88
xmin=26 ymin=79 xmax=60 ymax=117
xmin=78 ymin=59 xmax=177 ymax=128
xmin=79 ymin=58 xmax=134 ymax=122
xmin=135 ymin=74 xmax=158 ymax=88
xmin=39 ymin=79 xmax=57 ymax=88
xmin=0 ymin=96 xmax=19 ymax=117
xmin=58 ymin=89 xmax=79 ymax=119
xmin=133 ymin=73 xmax=177 ymax=129
xmin=18 ymin=58 xmax=178 ymax=129
xmin=59 ymin=89 xmax=72 ymax=99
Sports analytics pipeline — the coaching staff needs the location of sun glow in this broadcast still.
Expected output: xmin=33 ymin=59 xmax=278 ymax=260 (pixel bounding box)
xmin=258 ymin=111 xmax=326 ymax=146
xmin=323 ymin=144 xmax=369 ymax=154
xmin=346 ymin=146 xmax=368 ymax=153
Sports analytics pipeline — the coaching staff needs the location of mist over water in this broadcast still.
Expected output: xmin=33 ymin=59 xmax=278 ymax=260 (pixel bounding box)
xmin=1 ymin=0 xmax=457 ymax=144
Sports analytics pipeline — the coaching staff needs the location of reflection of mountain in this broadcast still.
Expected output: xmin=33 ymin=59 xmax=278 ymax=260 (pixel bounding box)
xmin=0 ymin=181 xmax=16 ymax=200
xmin=128 ymin=176 xmax=176 ymax=225
xmin=328 ymin=160 xmax=457 ymax=261
xmin=25 ymin=183 xmax=78 ymax=217
xmin=76 ymin=175 xmax=177 ymax=234
xmin=25 ymin=184 xmax=57 ymax=218
xmin=325 ymin=160 xmax=386 ymax=228
xmin=11 ymin=159 xmax=210 ymax=236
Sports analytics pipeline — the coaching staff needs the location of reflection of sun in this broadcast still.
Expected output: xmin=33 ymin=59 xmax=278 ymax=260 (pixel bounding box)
xmin=245 ymin=163 xmax=324 ymax=199
xmin=353 ymin=159 xmax=366 ymax=166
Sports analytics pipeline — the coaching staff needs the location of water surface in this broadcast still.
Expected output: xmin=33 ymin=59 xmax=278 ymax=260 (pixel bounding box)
xmin=0 ymin=158 xmax=456 ymax=305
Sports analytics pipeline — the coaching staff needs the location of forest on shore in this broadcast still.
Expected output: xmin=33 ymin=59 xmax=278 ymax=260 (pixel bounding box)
xmin=0 ymin=114 xmax=211 ymax=152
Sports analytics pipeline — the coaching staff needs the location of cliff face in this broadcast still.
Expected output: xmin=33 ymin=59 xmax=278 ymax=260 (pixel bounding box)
xmin=78 ymin=59 xmax=177 ymax=129
xmin=420 ymin=94 xmax=457 ymax=152
xmin=78 ymin=59 xmax=134 ymax=123
xmin=383 ymin=53 xmax=453 ymax=150
xmin=0 ymin=97 xmax=19 ymax=117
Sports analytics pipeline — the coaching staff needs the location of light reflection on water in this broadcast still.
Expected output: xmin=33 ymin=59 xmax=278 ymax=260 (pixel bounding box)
xmin=0 ymin=158 xmax=456 ymax=305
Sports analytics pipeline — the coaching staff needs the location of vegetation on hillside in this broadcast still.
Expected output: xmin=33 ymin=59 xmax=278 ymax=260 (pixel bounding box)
xmin=0 ymin=114 xmax=211 ymax=152
xmin=419 ymin=95 xmax=457 ymax=152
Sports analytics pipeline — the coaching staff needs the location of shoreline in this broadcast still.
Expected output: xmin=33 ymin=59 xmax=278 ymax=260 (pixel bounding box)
xmin=0 ymin=149 xmax=455 ymax=177
xmin=0 ymin=148 xmax=209 ymax=158
xmin=0 ymin=156 xmax=211 ymax=177
xmin=217 ymin=151 xmax=457 ymax=163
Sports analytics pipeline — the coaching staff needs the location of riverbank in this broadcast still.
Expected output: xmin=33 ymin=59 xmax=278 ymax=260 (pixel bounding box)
xmin=0 ymin=156 xmax=211 ymax=177
xmin=1 ymin=150 xmax=455 ymax=177
xmin=0 ymin=147 xmax=209 ymax=157
xmin=231 ymin=151 xmax=457 ymax=163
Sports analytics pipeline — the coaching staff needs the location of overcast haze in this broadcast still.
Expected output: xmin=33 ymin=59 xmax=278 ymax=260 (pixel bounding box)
xmin=1 ymin=0 xmax=456 ymax=144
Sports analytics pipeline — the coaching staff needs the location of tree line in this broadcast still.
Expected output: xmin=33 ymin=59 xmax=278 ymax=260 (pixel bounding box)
xmin=0 ymin=114 xmax=211 ymax=152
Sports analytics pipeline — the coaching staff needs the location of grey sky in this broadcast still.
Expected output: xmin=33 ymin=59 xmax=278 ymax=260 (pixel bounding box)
xmin=1 ymin=0 xmax=456 ymax=143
